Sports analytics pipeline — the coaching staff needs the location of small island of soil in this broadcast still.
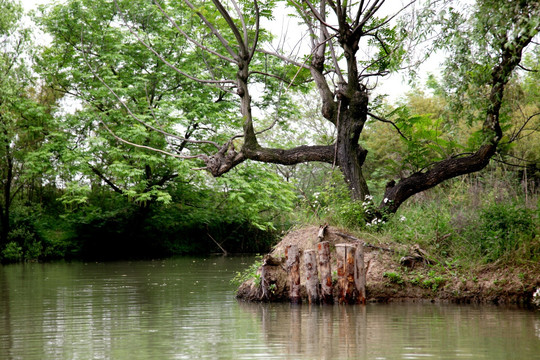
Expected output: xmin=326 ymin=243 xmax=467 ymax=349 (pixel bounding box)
xmin=236 ymin=226 xmax=539 ymax=305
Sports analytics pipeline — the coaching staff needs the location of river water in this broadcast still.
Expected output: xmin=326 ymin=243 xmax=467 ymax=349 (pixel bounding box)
xmin=1 ymin=256 xmax=539 ymax=359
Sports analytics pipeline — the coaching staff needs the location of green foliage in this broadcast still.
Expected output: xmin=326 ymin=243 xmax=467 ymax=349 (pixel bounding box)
xmin=214 ymin=163 xmax=296 ymax=231
xmin=299 ymin=170 xmax=366 ymax=230
xmin=409 ymin=270 xmax=446 ymax=291
xmin=1 ymin=242 xmax=23 ymax=263
xmin=422 ymin=276 xmax=445 ymax=292
xmin=8 ymin=228 xmax=40 ymax=261
xmin=230 ymin=256 xmax=263 ymax=287
xmin=427 ymin=0 xmax=540 ymax=121
xmin=395 ymin=112 xmax=459 ymax=170
xmin=383 ymin=271 xmax=404 ymax=285
xmin=372 ymin=172 xmax=539 ymax=266
xmin=468 ymin=203 xmax=537 ymax=263
xmin=0 ymin=0 xmax=56 ymax=246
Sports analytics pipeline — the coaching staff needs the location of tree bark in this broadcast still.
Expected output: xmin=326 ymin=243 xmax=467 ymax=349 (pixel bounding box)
xmin=286 ymin=244 xmax=301 ymax=304
xmin=317 ymin=241 xmax=333 ymax=304
xmin=354 ymin=242 xmax=366 ymax=304
xmin=382 ymin=144 xmax=496 ymax=212
xmin=304 ymin=249 xmax=319 ymax=304
xmin=335 ymin=90 xmax=370 ymax=200
xmin=335 ymin=244 xmax=358 ymax=304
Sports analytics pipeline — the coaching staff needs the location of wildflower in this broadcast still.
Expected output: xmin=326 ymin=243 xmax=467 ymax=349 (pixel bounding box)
xmin=383 ymin=198 xmax=389 ymax=203
xmin=534 ymin=288 xmax=540 ymax=306
xmin=400 ymin=215 xmax=406 ymax=222
xmin=364 ymin=194 xmax=373 ymax=201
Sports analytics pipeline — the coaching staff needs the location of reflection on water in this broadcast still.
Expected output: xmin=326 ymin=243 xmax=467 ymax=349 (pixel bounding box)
xmin=0 ymin=257 xmax=539 ymax=359
xmin=240 ymin=302 xmax=540 ymax=359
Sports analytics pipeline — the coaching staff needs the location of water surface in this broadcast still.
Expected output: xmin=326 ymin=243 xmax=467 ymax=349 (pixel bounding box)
xmin=1 ymin=257 xmax=539 ymax=359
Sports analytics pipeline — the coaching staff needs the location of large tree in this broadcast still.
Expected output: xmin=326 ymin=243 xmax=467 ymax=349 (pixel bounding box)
xmin=0 ymin=0 xmax=55 ymax=245
xmin=37 ymin=0 xmax=540 ymax=217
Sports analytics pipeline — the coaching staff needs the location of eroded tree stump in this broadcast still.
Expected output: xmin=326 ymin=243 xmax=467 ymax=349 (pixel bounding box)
xmin=304 ymin=249 xmax=319 ymax=304
xmin=354 ymin=242 xmax=366 ymax=304
xmin=336 ymin=244 xmax=359 ymax=304
xmin=286 ymin=244 xmax=301 ymax=304
xmin=317 ymin=241 xmax=333 ymax=304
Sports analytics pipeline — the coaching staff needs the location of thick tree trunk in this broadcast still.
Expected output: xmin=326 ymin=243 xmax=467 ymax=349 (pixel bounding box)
xmin=335 ymin=90 xmax=370 ymax=200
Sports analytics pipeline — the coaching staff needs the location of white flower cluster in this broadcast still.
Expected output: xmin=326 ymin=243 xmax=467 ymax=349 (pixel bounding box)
xmin=399 ymin=215 xmax=406 ymax=222
xmin=533 ymin=288 xmax=540 ymax=306
xmin=366 ymin=217 xmax=386 ymax=227
xmin=362 ymin=195 xmax=374 ymax=209
xmin=363 ymin=196 xmax=392 ymax=207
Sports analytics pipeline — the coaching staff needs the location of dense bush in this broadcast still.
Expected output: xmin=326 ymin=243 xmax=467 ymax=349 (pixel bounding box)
xmin=467 ymin=203 xmax=538 ymax=262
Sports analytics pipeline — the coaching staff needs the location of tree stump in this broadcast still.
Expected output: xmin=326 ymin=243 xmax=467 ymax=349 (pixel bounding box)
xmin=335 ymin=244 xmax=359 ymax=304
xmin=304 ymin=249 xmax=319 ymax=304
xmin=286 ymin=244 xmax=301 ymax=304
xmin=354 ymin=242 xmax=366 ymax=304
xmin=317 ymin=241 xmax=333 ymax=304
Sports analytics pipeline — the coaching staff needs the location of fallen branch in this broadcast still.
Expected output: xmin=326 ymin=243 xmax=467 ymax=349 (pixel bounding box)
xmin=207 ymin=232 xmax=228 ymax=255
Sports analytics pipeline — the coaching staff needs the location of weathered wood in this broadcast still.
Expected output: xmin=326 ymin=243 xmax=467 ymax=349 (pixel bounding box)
xmin=354 ymin=242 xmax=366 ymax=304
xmin=318 ymin=223 xmax=328 ymax=241
xmin=304 ymin=249 xmax=319 ymax=304
xmin=335 ymin=244 xmax=358 ymax=304
xmin=317 ymin=241 xmax=333 ymax=304
xmin=285 ymin=244 xmax=301 ymax=304
xmin=260 ymin=264 xmax=269 ymax=301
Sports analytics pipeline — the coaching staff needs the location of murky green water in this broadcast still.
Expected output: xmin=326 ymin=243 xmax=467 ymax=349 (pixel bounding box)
xmin=1 ymin=257 xmax=539 ymax=359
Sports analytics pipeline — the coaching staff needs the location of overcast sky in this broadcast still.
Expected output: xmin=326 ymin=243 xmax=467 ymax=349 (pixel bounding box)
xmin=22 ymin=0 xmax=48 ymax=10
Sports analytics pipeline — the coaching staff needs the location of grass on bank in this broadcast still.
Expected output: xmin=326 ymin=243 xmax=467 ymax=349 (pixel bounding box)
xmin=292 ymin=171 xmax=540 ymax=270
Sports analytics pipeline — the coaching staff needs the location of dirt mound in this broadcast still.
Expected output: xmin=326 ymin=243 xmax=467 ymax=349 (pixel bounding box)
xmin=236 ymin=226 xmax=540 ymax=305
